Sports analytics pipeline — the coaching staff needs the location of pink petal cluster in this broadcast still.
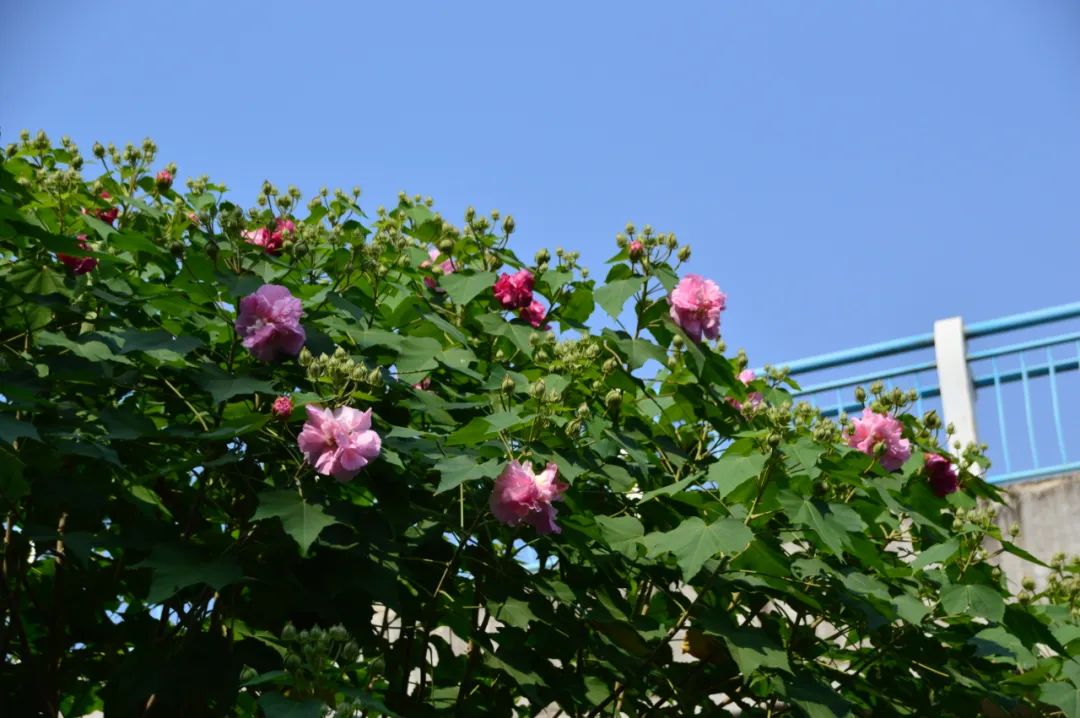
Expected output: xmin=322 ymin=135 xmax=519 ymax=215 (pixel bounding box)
xmin=519 ymin=300 xmax=549 ymax=329
xmin=668 ymin=274 xmax=726 ymax=342
xmin=234 ymin=284 xmax=306 ymax=361
xmin=924 ymin=453 xmax=959 ymax=497
xmin=297 ymin=405 xmax=381 ymax=481
xmin=845 ymin=409 xmax=912 ymax=472
xmin=83 ymin=191 xmax=119 ymax=226
xmin=155 ymin=170 xmax=173 ymax=190
xmin=729 ymin=369 xmax=764 ymax=411
xmin=493 ymin=269 xmax=534 ymax=309
xmin=628 ymin=240 xmax=644 ymax=261
xmin=489 ymin=460 xmax=568 ymax=535
xmin=420 ymin=248 xmax=456 ymax=291
xmin=271 ymin=395 xmax=294 ymax=418
xmin=58 ymin=234 xmax=98 ymax=275
xmin=243 ymin=217 xmax=296 ymax=254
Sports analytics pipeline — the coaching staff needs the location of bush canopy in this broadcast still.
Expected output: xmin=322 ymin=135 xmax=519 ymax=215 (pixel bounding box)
xmin=1 ymin=132 xmax=1079 ymax=717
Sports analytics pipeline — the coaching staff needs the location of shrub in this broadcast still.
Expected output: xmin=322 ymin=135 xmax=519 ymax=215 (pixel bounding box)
xmin=1 ymin=132 xmax=1078 ymax=717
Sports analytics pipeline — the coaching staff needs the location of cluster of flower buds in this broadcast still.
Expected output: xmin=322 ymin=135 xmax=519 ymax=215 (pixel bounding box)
xmin=277 ymin=622 xmax=361 ymax=688
xmin=300 ymin=346 xmax=383 ymax=390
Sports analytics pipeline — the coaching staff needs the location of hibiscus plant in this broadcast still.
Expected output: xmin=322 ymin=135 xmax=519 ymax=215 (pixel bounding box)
xmin=1 ymin=132 xmax=1079 ymax=717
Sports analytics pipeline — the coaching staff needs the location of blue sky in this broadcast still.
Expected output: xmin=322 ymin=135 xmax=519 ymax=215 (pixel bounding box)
xmin=3 ymin=1 xmax=1080 ymax=371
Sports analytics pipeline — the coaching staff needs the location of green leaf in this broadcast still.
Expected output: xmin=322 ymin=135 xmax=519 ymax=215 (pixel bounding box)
xmin=258 ymin=694 xmax=325 ymax=718
xmin=254 ymin=491 xmax=340 ymax=555
xmin=595 ymin=515 xmax=644 ymax=557
xmin=911 ymin=538 xmax=959 ymax=570
xmin=1040 ymin=681 xmax=1080 ymax=718
xmin=722 ymin=629 xmax=792 ymax=675
xmin=594 ymin=277 xmax=643 ymax=320
xmin=433 ymin=455 xmax=501 ymax=494
xmin=706 ymin=452 xmax=766 ymax=498
xmin=940 ymin=583 xmax=1005 ymax=623
xmin=642 ymin=517 xmax=753 ymax=580
xmin=36 ymin=331 xmax=133 ymax=364
xmin=893 ymin=594 xmax=930 ymax=625
xmin=441 ymin=271 xmax=497 ymax=305
xmin=134 ymin=545 xmax=243 ymax=604
xmin=196 ymin=366 xmax=275 ymax=403
xmin=778 ymin=491 xmax=850 ymax=558
xmin=0 ymin=414 xmax=39 ymax=444
xmin=493 ymin=596 xmax=538 ymax=629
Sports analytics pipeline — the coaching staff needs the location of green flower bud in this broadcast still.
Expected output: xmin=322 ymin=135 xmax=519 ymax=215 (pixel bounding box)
xmin=367 ymin=367 xmax=383 ymax=386
xmin=281 ymin=622 xmax=298 ymax=641
xmin=605 ymin=389 xmax=623 ymax=412
xmin=438 ymin=238 xmax=454 ymax=253
xmin=854 ymin=386 xmax=867 ymax=403
xmin=677 ymin=246 xmax=691 ymax=262
xmin=576 ymin=403 xmax=590 ymax=419
xmin=284 ymin=653 xmax=303 ymax=671
xmin=1021 ymin=576 xmax=1036 ymax=591
xmin=329 ymin=624 xmax=348 ymax=642
xmin=501 ymin=375 xmax=516 ymax=394
xmin=503 ymin=215 xmax=515 ymax=235
xmin=530 ymin=379 xmax=546 ymax=399
xmin=603 ymin=358 xmax=618 ymax=374
xmin=535 ymin=248 xmax=550 ymax=264
xmin=624 ymin=222 xmax=635 ymax=236
xmin=299 ymin=347 xmax=313 ymax=367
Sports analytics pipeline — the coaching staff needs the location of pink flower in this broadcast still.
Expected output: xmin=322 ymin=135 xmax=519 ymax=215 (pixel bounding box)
xmin=271 ymin=395 xmax=294 ymax=418
xmin=845 ymin=409 xmax=912 ymax=472
xmin=297 ymin=404 xmax=381 ymax=481
xmin=489 ymin=460 xmax=568 ymax=535
xmin=234 ymin=284 xmax=306 ymax=361
xmin=155 ymin=170 xmax=173 ymax=190
xmin=628 ymin=240 xmax=644 ymax=260
xmin=421 ymin=248 xmax=456 ymax=291
xmin=243 ymin=227 xmax=281 ymax=254
xmin=493 ymin=269 xmax=534 ymax=309
xmin=58 ymin=234 xmax=98 ymax=275
xmin=187 ymin=212 xmax=200 ymax=224
xmin=271 ymin=217 xmax=296 ymax=241
xmin=729 ymin=369 xmax=763 ymax=411
xmin=668 ymin=274 xmax=726 ymax=342
xmin=924 ymin=453 xmax=959 ymax=497
xmin=519 ymin=300 xmax=549 ymax=329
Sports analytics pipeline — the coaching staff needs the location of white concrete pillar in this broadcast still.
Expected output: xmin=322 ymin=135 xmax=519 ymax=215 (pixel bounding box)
xmin=933 ymin=317 xmax=979 ymax=458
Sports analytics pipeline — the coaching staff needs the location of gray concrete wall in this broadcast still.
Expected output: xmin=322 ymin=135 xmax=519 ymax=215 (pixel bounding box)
xmin=992 ymin=472 xmax=1080 ymax=590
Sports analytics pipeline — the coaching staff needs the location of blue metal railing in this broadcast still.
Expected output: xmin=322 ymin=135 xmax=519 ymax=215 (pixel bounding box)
xmin=773 ymin=302 xmax=1080 ymax=484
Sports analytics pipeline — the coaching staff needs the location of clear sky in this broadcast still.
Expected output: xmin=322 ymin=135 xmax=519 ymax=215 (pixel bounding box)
xmin=3 ymin=1 xmax=1080 ymax=371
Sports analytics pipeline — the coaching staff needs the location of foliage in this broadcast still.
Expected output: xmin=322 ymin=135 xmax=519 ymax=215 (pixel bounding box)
xmin=1 ymin=131 xmax=1079 ymax=717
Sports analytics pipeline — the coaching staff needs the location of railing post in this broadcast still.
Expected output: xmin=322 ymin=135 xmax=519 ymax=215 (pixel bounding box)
xmin=934 ymin=316 xmax=979 ymax=458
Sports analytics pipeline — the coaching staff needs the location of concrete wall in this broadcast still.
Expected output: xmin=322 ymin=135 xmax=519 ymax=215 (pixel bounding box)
xmin=992 ymin=472 xmax=1080 ymax=590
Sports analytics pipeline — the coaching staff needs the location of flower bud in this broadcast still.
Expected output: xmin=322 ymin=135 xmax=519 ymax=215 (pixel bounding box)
xmin=92 ymin=141 xmax=105 ymax=159
xmin=503 ymin=215 xmax=515 ymax=235
xmin=605 ymin=389 xmax=622 ymax=412
xmin=284 ymin=653 xmax=303 ymax=671
xmin=530 ymin=379 xmax=546 ymax=399
xmin=333 ymin=346 xmax=348 ymax=361
xmin=576 ymin=403 xmax=589 ymax=419
xmin=281 ymin=622 xmax=298 ymax=641
xmin=854 ymin=386 xmax=867 ymax=404
xmin=677 ymin=246 xmax=691 ymax=262
xmin=1021 ymin=576 xmax=1036 ymax=591
xmin=535 ymin=248 xmax=550 ymax=264
xmin=465 ymin=206 xmax=476 ymax=223
xmin=329 ymin=624 xmax=348 ymax=642
xmin=602 ymin=358 xmax=618 ymax=374
xmin=299 ymin=347 xmax=313 ymax=367
xmin=501 ymin=375 xmax=516 ymax=394
xmin=170 ymin=241 xmax=185 ymax=257
xmin=366 ymin=368 xmax=383 ymax=386
xmin=624 ymin=222 xmax=635 ymax=236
